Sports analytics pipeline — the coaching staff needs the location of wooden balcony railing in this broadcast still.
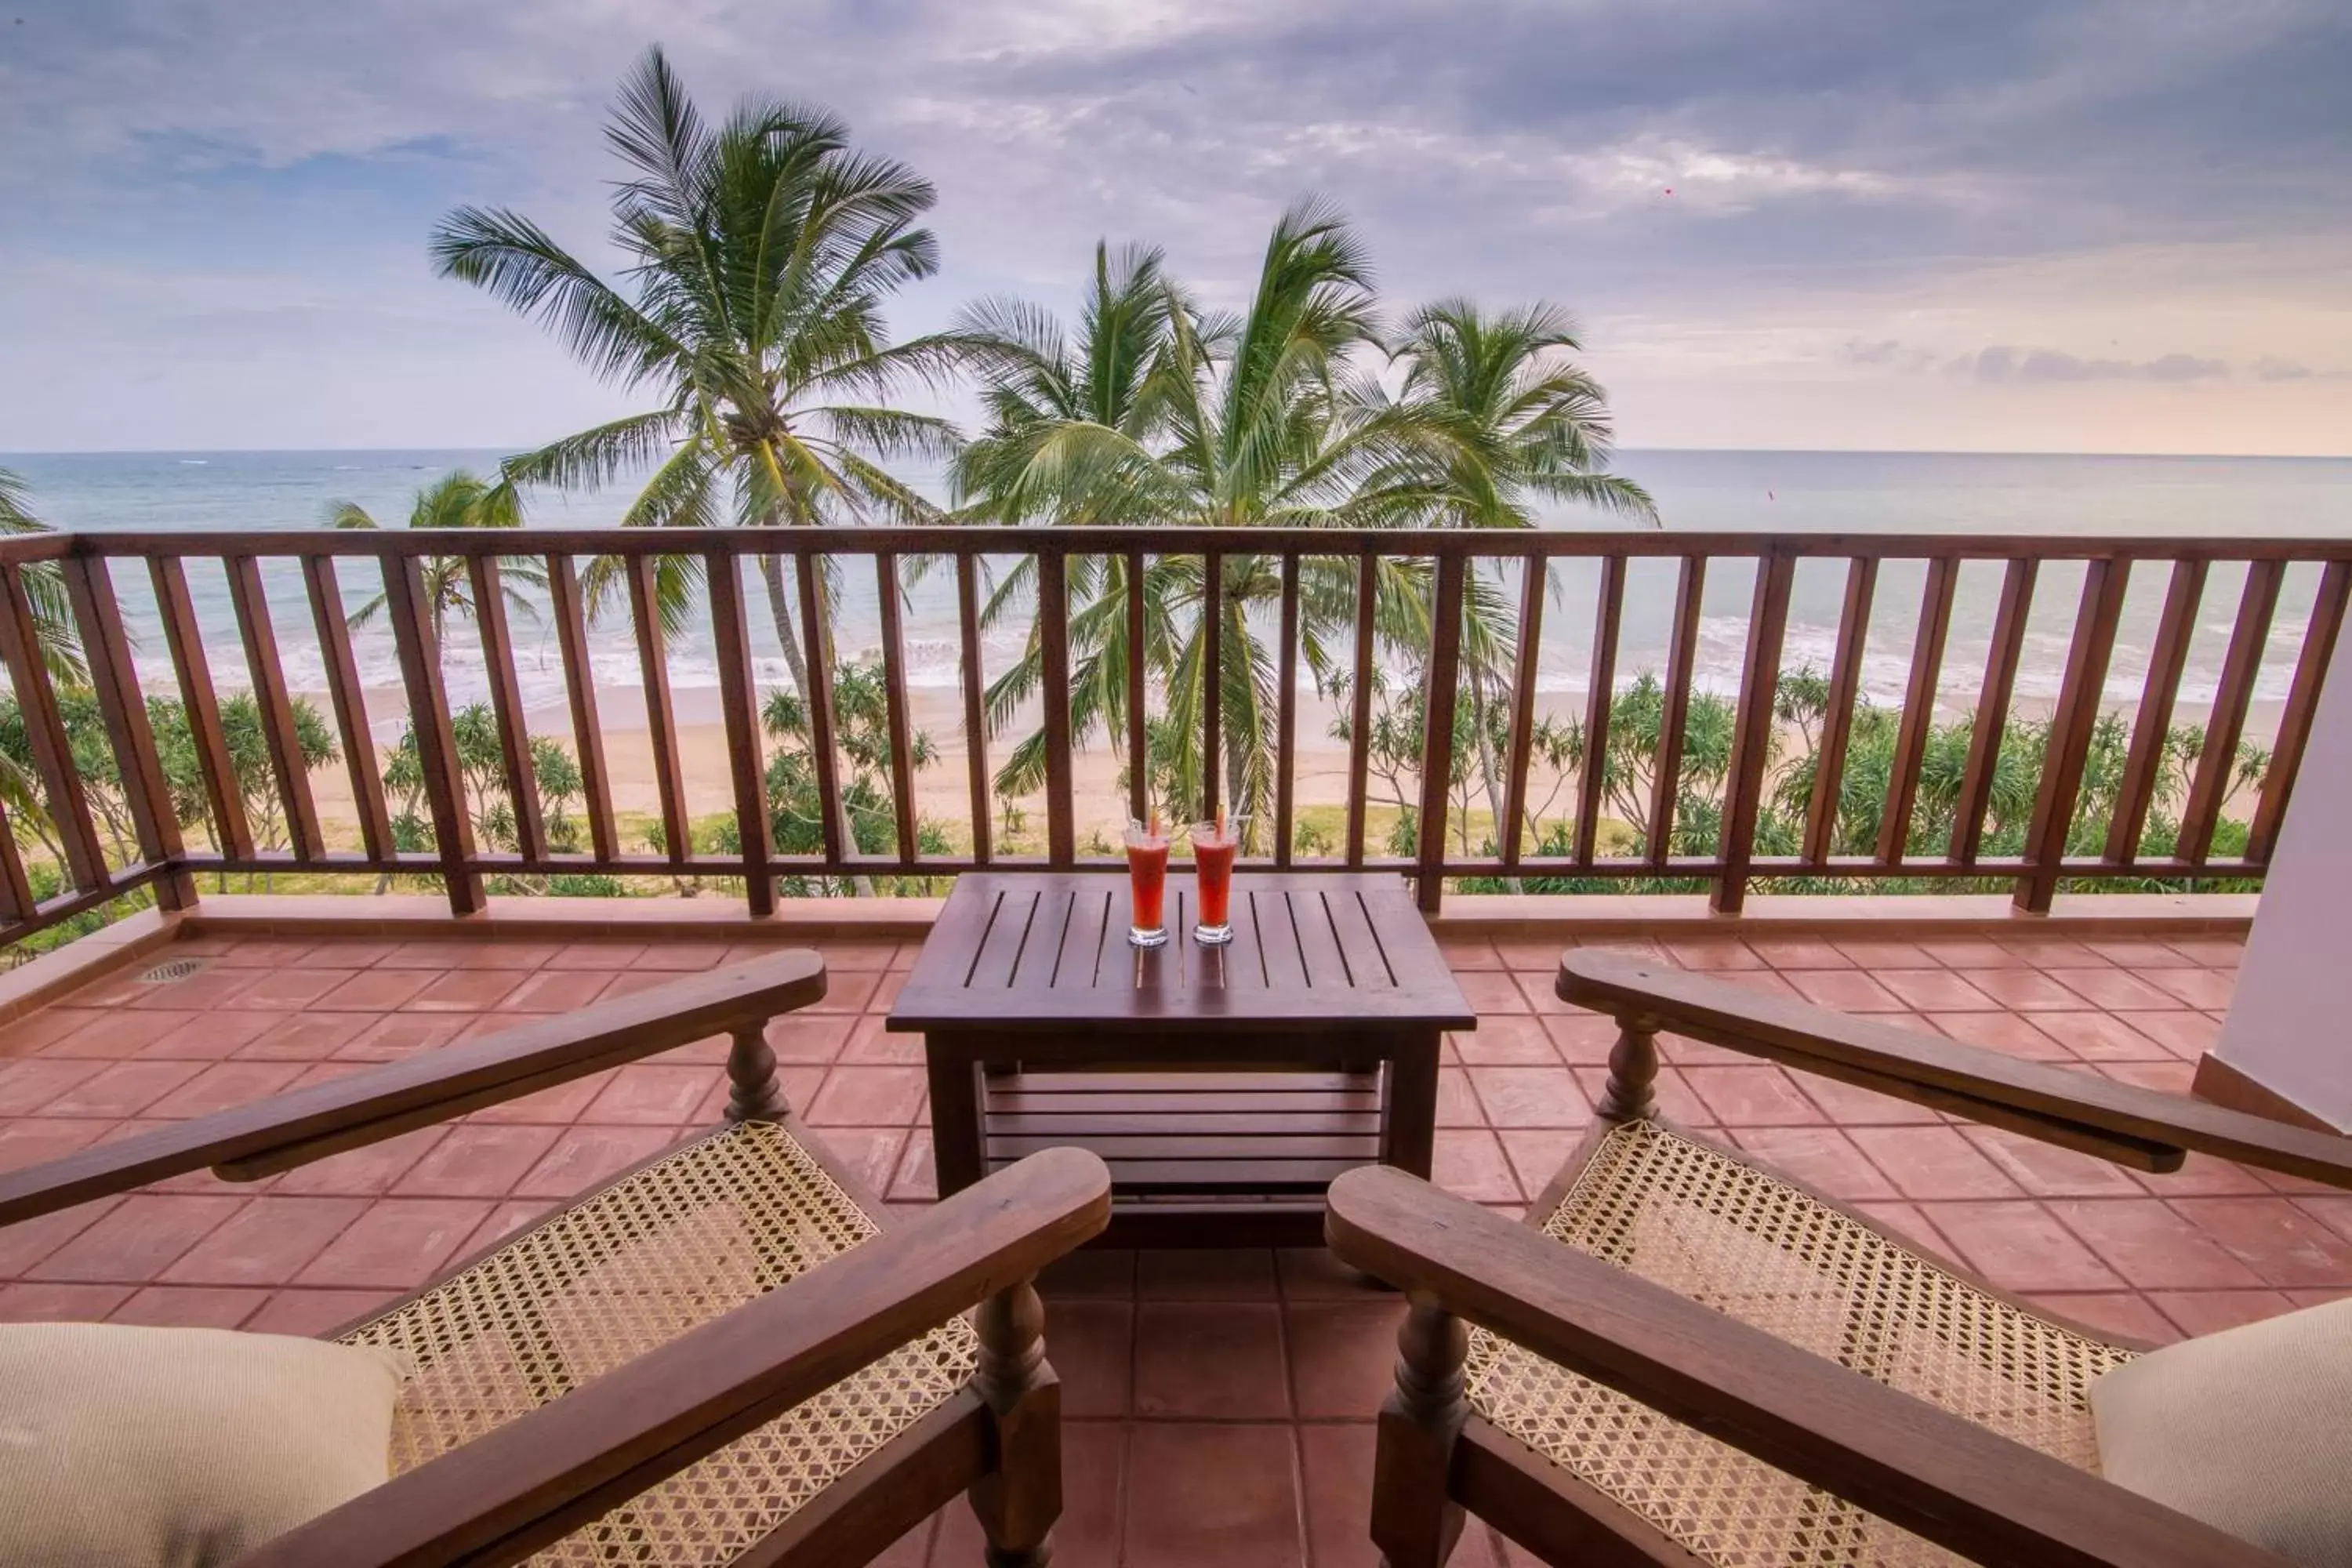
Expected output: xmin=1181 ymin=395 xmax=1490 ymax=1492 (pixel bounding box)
xmin=0 ymin=525 xmax=2343 ymax=946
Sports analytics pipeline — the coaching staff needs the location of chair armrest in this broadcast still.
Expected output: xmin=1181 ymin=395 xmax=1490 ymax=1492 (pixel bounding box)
xmin=1562 ymin=949 xmax=2352 ymax=1188
xmin=238 ymin=1146 xmax=1114 ymax=1568
xmin=0 ymin=953 xmax=826 ymax=1226
xmin=1326 ymin=1166 xmax=2288 ymax=1568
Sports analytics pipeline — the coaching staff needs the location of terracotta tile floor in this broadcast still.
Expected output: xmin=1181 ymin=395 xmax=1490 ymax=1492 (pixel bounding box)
xmin=5 ymin=925 xmax=2349 ymax=1564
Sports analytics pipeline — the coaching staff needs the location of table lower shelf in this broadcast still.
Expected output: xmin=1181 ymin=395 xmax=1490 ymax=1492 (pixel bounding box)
xmin=980 ymin=1069 xmax=1386 ymax=1247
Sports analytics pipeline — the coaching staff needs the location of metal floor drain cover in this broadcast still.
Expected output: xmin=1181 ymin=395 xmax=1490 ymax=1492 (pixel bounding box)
xmin=138 ymin=956 xmax=208 ymax=985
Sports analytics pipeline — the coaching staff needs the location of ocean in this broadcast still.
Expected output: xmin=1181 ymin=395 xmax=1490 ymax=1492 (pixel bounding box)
xmin=2 ymin=448 xmax=2347 ymax=735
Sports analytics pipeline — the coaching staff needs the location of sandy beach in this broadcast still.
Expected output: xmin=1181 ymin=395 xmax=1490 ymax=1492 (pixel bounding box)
xmin=278 ymin=673 xmax=2281 ymax=862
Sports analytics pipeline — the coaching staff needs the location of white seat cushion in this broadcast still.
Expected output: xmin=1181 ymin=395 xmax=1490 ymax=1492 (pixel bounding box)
xmin=0 ymin=1322 xmax=408 ymax=1568
xmin=2092 ymin=1295 xmax=2352 ymax=1566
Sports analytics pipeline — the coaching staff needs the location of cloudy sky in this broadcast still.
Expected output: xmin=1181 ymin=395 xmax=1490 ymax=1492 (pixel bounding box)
xmin=2 ymin=0 xmax=2347 ymax=456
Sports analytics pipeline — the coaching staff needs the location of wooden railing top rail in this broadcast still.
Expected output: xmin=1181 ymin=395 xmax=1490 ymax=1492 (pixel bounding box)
xmin=11 ymin=525 xmax=2352 ymax=562
xmin=0 ymin=521 xmax=2342 ymax=942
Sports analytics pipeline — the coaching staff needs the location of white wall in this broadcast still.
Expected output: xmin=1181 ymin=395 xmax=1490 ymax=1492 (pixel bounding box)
xmin=2212 ymin=622 xmax=2352 ymax=1131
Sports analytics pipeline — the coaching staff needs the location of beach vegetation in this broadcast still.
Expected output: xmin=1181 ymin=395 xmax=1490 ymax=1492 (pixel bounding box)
xmin=379 ymin=704 xmax=588 ymax=895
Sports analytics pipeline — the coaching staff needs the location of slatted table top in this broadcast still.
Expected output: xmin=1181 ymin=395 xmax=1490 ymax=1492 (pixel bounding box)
xmin=890 ymin=871 xmax=1475 ymax=1032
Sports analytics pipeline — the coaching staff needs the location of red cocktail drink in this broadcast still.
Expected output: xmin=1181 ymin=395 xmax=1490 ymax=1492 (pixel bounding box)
xmin=1125 ymin=821 xmax=1171 ymax=947
xmin=1189 ymin=817 xmax=1243 ymax=946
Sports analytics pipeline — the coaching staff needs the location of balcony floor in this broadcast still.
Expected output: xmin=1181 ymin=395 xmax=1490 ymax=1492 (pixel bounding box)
xmin=2 ymin=926 xmax=2347 ymax=1565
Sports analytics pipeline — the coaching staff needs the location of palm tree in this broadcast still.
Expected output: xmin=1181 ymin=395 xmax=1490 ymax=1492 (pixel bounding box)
xmin=0 ymin=469 xmax=84 ymax=684
xmin=329 ymin=470 xmax=545 ymax=643
xmin=1359 ymin=302 xmax=1657 ymax=849
xmin=959 ymin=202 xmax=1434 ymax=831
xmin=956 ymin=208 xmax=1650 ymax=844
xmin=1361 ymin=301 xmax=1654 ymax=528
xmin=428 ymin=45 xmax=962 ymax=707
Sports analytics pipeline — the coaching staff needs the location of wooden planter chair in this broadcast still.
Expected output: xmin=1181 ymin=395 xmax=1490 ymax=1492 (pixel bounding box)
xmin=1326 ymin=949 xmax=2352 ymax=1568
xmin=0 ymin=952 xmax=1113 ymax=1567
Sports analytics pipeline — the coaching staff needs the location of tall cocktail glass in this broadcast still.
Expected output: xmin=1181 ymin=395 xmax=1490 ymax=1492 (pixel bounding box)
xmin=1189 ymin=817 xmax=1243 ymax=946
xmin=1125 ymin=820 xmax=1171 ymax=947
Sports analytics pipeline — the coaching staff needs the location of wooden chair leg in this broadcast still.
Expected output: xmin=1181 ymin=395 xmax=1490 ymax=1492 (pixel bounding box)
xmin=1595 ymin=1014 xmax=1660 ymax=1122
xmin=725 ymin=1021 xmax=788 ymax=1123
xmin=1370 ymin=1298 xmax=1468 ymax=1568
xmin=967 ymin=1278 xmax=1062 ymax=1566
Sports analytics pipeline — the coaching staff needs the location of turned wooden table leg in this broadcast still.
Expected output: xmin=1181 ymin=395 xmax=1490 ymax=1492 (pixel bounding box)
xmin=968 ymin=1278 xmax=1062 ymax=1567
xmin=1370 ymin=1298 xmax=1468 ymax=1568
xmin=1596 ymin=1011 xmax=1661 ymax=1123
xmin=724 ymin=1021 xmax=787 ymax=1123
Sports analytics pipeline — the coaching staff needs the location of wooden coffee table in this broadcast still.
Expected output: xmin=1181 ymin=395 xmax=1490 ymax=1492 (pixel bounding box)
xmin=889 ymin=870 xmax=1475 ymax=1247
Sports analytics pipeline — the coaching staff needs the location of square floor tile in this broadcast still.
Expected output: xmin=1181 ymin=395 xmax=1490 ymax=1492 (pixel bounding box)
xmin=1121 ymin=1423 xmax=1302 ymax=1568
xmin=394 ymin=1124 xmax=564 ymax=1199
xmin=159 ymin=1196 xmax=370 ymax=1287
xmin=1917 ymin=1201 xmax=2124 ymax=1293
xmin=1846 ymin=1126 xmax=2023 ymax=1201
xmin=293 ymin=1199 xmax=492 ymax=1289
xmin=1045 ymin=1299 xmax=1134 ymax=1418
xmin=2047 ymin=1199 xmax=2266 ymax=1290
xmin=2169 ymin=1197 xmax=2352 ymax=1288
xmin=402 ymin=969 xmax=528 ymax=1011
xmin=1285 ymin=1299 xmax=1404 ymax=1418
xmin=1133 ymin=1303 xmax=1289 ymax=1419
xmin=512 ymin=1126 xmax=684 ymax=1200
xmin=1298 ymin=1423 xmax=1381 ymax=1568
xmin=1726 ymin=1127 xmax=1896 ymax=1202
xmin=1465 ymin=1067 xmax=1588 ymax=1128
xmin=29 ymin=1194 xmax=245 ymax=1283
xmin=1137 ymin=1248 xmax=1276 ymax=1301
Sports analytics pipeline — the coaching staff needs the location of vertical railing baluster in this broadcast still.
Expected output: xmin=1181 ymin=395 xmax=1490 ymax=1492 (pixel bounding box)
xmin=546 ymin=555 xmax=619 ymax=864
xmin=1037 ymin=549 xmax=1075 ymax=866
xmin=1573 ymin=555 xmax=1624 ymax=865
xmin=1414 ymin=550 xmax=1468 ymax=914
xmin=0 ymin=561 xmax=107 ymax=893
xmin=1346 ymin=550 xmax=1377 ymax=868
xmin=467 ymin=554 xmax=545 ymax=863
xmin=61 ymin=554 xmax=191 ymax=906
xmin=1714 ymin=551 xmax=1794 ymax=915
xmin=225 ymin=554 xmax=322 ymax=865
xmin=2015 ymin=558 xmax=2129 ymax=913
xmin=2176 ymin=559 xmax=2285 ymax=865
xmin=2248 ymin=561 xmax=2351 ymax=864
xmin=2106 ymin=558 xmax=2207 ymax=863
xmin=1646 ymin=556 xmax=1705 ymax=868
xmin=1499 ymin=555 xmax=1545 ymax=869
xmin=1274 ymin=552 xmax=1301 ymax=866
xmin=875 ymin=552 xmax=918 ymax=863
xmin=382 ymin=553 xmax=484 ymax=914
xmin=1126 ymin=549 xmax=1149 ymax=829
xmin=629 ymin=553 xmax=692 ymax=869
xmin=958 ymin=552 xmax=993 ymax=865
xmin=300 ymin=555 xmax=394 ymax=866
xmin=707 ymin=551 xmax=774 ymax=914
xmin=151 ymin=557 xmax=253 ymax=865
xmin=1951 ymin=558 xmax=2037 ymax=864
xmin=793 ymin=549 xmax=848 ymax=869
xmin=1803 ymin=557 xmax=1878 ymax=866
xmin=0 ymin=790 xmax=34 ymax=921
xmin=1876 ymin=557 xmax=1958 ymax=865
xmin=1200 ymin=550 xmax=1222 ymax=824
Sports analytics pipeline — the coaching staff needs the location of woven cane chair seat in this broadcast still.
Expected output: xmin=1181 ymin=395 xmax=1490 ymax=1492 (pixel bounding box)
xmin=338 ymin=1120 xmax=977 ymax=1566
xmin=1466 ymin=1120 xmax=2137 ymax=1567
